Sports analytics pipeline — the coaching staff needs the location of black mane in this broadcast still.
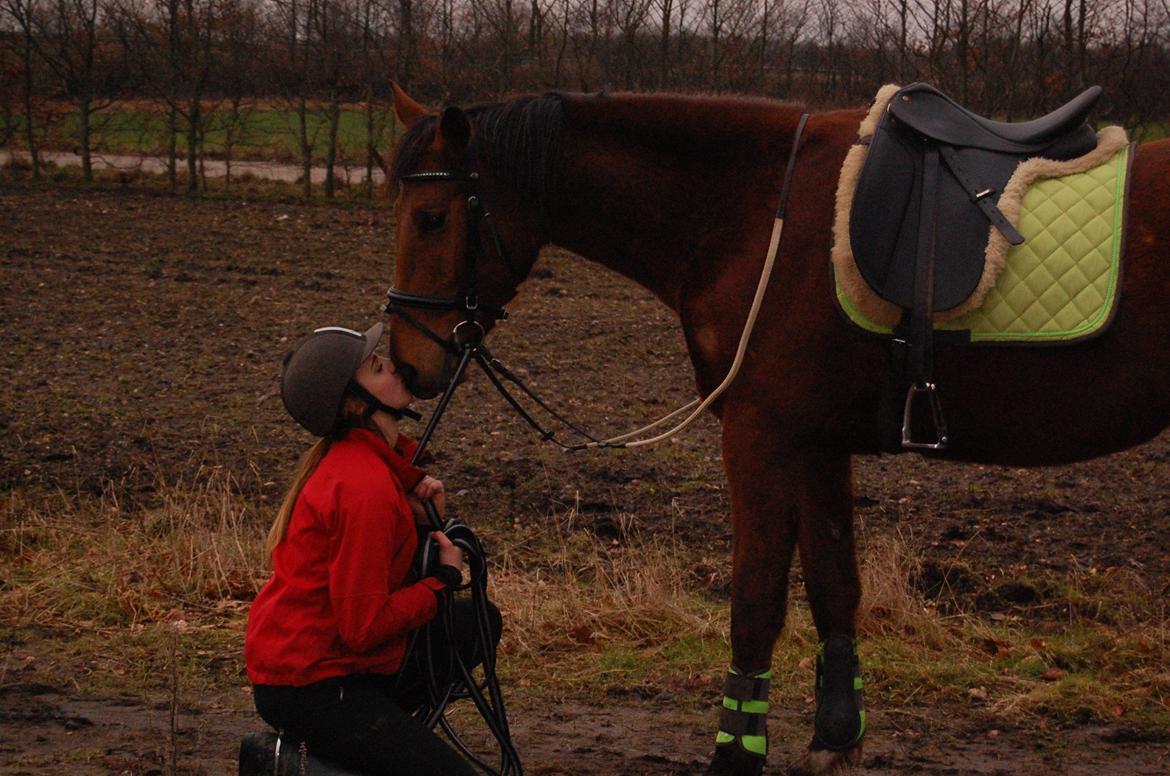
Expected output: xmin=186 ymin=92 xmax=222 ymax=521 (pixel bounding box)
xmin=391 ymin=93 xmax=565 ymax=215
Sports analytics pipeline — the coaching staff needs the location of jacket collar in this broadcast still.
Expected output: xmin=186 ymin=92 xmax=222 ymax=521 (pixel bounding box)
xmin=345 ymin=427 xmax=428 ymax=489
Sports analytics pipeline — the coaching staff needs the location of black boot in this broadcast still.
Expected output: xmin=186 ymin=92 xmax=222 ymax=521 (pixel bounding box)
xmin=811 ymin=634 xmax=865 ymax=751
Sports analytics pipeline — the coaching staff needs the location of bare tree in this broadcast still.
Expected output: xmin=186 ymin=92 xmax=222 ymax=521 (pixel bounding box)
xmin=609 ymin=0 xmax=653 ymax=89
xmin=470 ymin=0 xmax=523 ymax=95
xmin=311 ymin=0 xmax=350 ymax=198
xmin=112 ymin=0 xmax=220 ymax=193
xmin=9 ymin=0 xmax=118 ymax=181
xmin=3 ymin=0 xmax=46 ymax=176
xmin=216 ymin=0 xmax=259 ymax=190
xmin=705 ymin=0 xmax=756 ymax=90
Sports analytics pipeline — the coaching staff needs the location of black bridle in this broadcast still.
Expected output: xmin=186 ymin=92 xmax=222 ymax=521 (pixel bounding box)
xmin=386 ymin=169 xmax=522 ymax=354
xmin=385 ymin=163 xmax=636 ymax=451
xmin=387 ymin=163 xmax=599 ymax=440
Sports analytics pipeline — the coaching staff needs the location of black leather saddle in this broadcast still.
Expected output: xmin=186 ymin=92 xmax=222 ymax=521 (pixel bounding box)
xmin=850 ymin=82 xmax=1101 ymax=312
xmin=848 ymin=83 xmax=1102 ymax=448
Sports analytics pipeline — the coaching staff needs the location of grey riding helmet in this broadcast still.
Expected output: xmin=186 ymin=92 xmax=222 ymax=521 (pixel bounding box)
xmin=280 ymin=323 xmax=383 ymax=436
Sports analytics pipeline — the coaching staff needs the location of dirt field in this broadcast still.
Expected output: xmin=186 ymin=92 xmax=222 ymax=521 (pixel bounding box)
xmin=2 ymin=182 xmax=1169 ymax=774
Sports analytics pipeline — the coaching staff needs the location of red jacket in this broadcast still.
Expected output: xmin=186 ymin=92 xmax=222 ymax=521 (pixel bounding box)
xmin=245 ymin=428 xmax=445 ymax=686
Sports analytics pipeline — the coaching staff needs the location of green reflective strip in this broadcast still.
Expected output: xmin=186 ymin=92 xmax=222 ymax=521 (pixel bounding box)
xmin=716 ymin=731 xmax=735 ymax=745
xmin=741 ymin=734 xmax=767 ymax=755
xmin=722 ymin=697 xmax=768 ymax=714
xmin=858 ymin=709 xmax=867 ymax=737
xmin=854 ymin=676 xmax=863 ymax=690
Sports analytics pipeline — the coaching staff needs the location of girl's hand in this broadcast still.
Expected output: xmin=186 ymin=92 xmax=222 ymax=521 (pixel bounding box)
xmin=411 ymin=475 xmax=446 ymax=517
xmin=431 ymin=531 xmax=465 ymax=570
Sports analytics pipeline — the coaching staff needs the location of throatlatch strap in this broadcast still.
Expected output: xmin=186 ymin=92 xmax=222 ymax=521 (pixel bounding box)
xmin=715 ymin=667 xmax=771 ymax=757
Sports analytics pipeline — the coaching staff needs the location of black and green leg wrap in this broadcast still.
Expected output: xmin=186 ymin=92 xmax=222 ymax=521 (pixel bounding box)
xmin=715 ymin=666 xmax=771 ymax=759
xmin=812 ymin=634 xmax=866 ymax=751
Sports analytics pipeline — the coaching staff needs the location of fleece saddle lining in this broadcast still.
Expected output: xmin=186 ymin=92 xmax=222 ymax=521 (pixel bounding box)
xmin=831 ymin=84 xmax=1130 ymax=341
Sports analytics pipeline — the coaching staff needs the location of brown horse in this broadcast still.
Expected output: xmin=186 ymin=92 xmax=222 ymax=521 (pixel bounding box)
xmin=385 ymin=84 xmax=1170 ymax=775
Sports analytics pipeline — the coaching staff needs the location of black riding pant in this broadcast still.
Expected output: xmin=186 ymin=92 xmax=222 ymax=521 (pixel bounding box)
xmin=253 ymin=599 xmax=501 ymax=776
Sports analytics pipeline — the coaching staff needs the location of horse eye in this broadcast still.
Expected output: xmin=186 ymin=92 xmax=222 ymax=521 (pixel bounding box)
xmin=417 ymin=211 xmax=447 ymax=233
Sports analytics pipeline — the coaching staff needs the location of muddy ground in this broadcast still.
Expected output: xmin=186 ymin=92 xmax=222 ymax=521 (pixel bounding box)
xmin=2 ymin=183 xmax=1169 ymax=774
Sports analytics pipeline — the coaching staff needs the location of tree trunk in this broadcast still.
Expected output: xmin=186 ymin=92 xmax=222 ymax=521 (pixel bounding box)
xmin=324 ymin=92 xmax=339 ymax=199
xmin=21 ymin=32 xmax=40 ymax=179
xmin=167 ymin=105 xmax=178 ymax=192
xmin=224 ymin=95 xmax=240 ymax=192
xmin=659 ymin=0 xmax=672 ymax=89
xmin=79 ymin=95 xmax=92 ymax=182
xmin=364 ymin=86 xmax=375 ymax=200
xmin=299 ymin=95 xmax=311 ymax=199
xmin=187 ymin=96 xmax=199 ymax=194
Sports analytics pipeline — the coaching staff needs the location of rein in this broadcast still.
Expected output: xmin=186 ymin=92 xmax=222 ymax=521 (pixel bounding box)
xmin=395 ymin=417 xmax=522 ymax=775
xmin=404 ymin=509 xmax=521 ymax=776
xmin=386 ymin=112 xmax=811 ymax=451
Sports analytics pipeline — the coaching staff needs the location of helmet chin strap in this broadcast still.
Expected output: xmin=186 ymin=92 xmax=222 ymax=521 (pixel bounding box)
xmin=347 ymin=380 xmax=422 ymax=422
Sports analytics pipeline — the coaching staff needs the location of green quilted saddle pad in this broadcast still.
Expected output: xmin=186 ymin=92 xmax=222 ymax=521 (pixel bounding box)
xmin=836 ymin=144 xmax=1129 ymax=343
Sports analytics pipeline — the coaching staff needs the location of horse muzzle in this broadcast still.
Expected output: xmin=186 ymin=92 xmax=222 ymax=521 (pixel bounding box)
xmin=395 ymin=361 xmax=430 ymax=399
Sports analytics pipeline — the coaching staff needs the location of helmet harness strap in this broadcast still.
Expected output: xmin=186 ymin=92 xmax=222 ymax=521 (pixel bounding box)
xmin=346 ymin=379 xmax=423 ymax=423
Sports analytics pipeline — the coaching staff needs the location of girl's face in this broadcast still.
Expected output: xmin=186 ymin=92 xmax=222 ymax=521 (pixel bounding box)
xmin=354 ymin=353 xmax=414 ymax=411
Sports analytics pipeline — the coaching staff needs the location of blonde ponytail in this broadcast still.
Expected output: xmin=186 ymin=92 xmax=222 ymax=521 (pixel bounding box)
xmin=266 ymin=438 xmax=331 ymax=556
xmin=267 ymin=395 xmax=379 ymax=557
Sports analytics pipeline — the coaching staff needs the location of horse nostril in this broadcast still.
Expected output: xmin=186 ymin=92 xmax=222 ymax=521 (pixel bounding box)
xmin=397 ymin=362 xmax=419 ymax=391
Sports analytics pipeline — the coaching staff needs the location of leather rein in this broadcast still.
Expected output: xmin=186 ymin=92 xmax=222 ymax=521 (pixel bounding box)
xmin=385 ymin=111 xmax=811 ymax=452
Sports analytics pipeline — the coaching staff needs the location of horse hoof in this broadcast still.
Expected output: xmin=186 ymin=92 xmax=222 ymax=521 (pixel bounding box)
xmin=705 ymin=743 xmax=765 ymax=776
xmin=787 ymin=744 xmax=862 ymax=775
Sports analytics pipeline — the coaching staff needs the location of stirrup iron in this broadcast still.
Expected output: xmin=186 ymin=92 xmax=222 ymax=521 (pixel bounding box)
xmin=902 ymin=382 xmax=948 ymax=450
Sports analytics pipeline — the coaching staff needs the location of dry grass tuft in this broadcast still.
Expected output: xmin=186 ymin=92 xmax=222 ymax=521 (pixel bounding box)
xmin=857 ymin=529 xmax=951 ymax=648
xmin=3 ymin=483 xmax=1168 ymax=730
xmin=0 ymin=472 xmax=266 ymax=630
xmin=489 ymin=501 xmax=728 ymax=690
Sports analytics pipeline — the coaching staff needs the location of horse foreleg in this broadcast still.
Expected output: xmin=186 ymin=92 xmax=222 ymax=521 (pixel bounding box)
xmin=706 ymin=433 xmax=806 ymax=776
xmin=790 ymin=450 xmax=864 ymax=776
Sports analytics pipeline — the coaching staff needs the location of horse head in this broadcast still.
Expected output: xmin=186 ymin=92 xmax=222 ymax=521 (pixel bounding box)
xmin=387 ymin=85 xmax=560 ymax=398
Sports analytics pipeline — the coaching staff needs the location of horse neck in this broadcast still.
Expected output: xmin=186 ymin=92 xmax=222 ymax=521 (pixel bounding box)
xmin=544 ymin=93 xmax=808 ymax=312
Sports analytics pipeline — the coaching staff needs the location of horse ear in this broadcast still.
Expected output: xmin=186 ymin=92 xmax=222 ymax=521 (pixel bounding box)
xmin=392 ymin=82 xmax=429 ymax=128
xmin=437 ymin=106 xmax=471 ymax=154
